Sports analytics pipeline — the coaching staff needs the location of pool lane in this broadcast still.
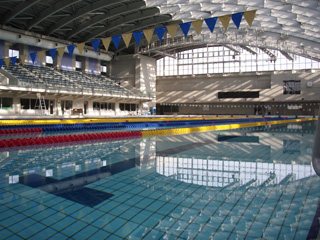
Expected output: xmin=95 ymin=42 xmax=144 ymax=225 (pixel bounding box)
xmin=0 ymin=117 xmax=315 ymax=149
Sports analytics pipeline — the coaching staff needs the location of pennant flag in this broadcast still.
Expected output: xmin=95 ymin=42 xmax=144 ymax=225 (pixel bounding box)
xmin=91 ymin=38 xmax=101 ymax=52
xmin=49 ymin=48 xmax=57 ymax=60
xmin=143 ymin=28 xmax=154 ymax=44
xmin=57 ymin=47 xmax=65 ymax=58
xmin=219 ymin=15 xmax=231 ymax=31
xmin=155 ymin=26 xmax=166 ymax=42
xmin=205 ymin=17 xmax=217 ymax=32
xmin=132 ymin=31 xmax=143 ymax=46
xmin=76 ymin=42 xmax=85 ymax=54
xmin=0 ymin=59 xmax=3 ymax=68
xmin=192 ymin=20 xmax=203 ymax=34
xmin=122 ymin=33 xmax=132 ymax=48
xmin=10 ymin=56 xmax=17 ymax=65
xmin=101 ymin=37 xmax=111 ymax=51
xmin=30 ymin=52 xmax=37 ymax=64
xmin=4 ymin=58 xmax=10 ymax=67
xmin=112 ymin=35 xmax=121 ymax=49
xmin=180 ymin=22 xmax=192 ymax=38
xmin=244 ymin=10 xmax=256 ymax=27
xmin=20 ymin=54 xmax=26 ymax=65
xmin=37 ymin=50 xmax=46 ymax=62
xmin=166 ymin=24 xmax=178 ymax=39
xmin=67 ymin=44 xmax=76 ymax=56
xmin=232 ymin=12 xmax=244 ymax=29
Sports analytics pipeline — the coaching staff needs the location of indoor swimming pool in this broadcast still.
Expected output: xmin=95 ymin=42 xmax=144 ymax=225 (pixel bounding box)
xmin=0 ymin=121 xmax=318 ymax=239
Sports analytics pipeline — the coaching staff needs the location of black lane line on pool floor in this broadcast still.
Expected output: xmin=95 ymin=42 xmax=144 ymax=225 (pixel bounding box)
xmin=19 ymin=157 xmax=139 ymax=207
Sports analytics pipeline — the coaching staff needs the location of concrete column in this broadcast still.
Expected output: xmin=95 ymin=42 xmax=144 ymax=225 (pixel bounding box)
xmin=18 ymin=44 xmax=29 ymax=64
xmin=115 ymin=102 xmax=120 ymax=116
xmin=13 ymin=97 xmax=20 ymax=114
xmin=82 ymin=57 xmax=88 ymax=74
xmin=4 ymin=41 xmax=11 ymax=58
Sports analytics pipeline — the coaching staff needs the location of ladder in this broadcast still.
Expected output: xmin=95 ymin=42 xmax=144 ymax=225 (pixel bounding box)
xmin=36 ymin=93 xmax=46 ymax=115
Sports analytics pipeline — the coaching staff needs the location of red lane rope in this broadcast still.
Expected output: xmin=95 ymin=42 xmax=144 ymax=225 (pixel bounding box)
xmin=0 ymin=128 xmax=43 ymax=135
xmin=0 ymin=131 xmax=142 ymax=148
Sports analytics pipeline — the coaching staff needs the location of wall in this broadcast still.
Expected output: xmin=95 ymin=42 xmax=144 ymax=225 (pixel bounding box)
xmin=136 ymin=55 xmax=156 ymax=98
xmin=110 ymin=55 xmax=136 ymax=88
xmin=157 ymin=70 xmax=320 ymax=103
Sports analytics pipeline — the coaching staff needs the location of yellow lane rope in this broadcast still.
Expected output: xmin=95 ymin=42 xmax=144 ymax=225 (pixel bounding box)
xmin=0 ymin=115 xmax=262 ymax=126
xmin=141 ymin=118 xmax=316 ymax=138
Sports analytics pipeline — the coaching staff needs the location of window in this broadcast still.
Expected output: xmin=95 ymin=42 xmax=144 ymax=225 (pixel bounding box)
xmin=283 ymin=80 xmax=301 ymax=94
xmin=9 ymin=49 xmax=19 ymax=58
xmin=156 ymin=46 xmax=320 ymax=76
xmin=76 ymin=61 xmax=82 ymax=71
xmin=120 ymin=103 xmax=137 ymax=111
xmin=20 ymin=98 xmax=49 ymax=110
xmin=93 ymin=102 xmax=100 ymax=110
xmin=93 ymin=102 xmax=115 ymax=110
xmin=46 ymin=56 xmax=53 ymax=65
xmin=0 ymin=98 xmax=13 ymax=109
xmin=64 ymin=100 xmax=73 ymax=110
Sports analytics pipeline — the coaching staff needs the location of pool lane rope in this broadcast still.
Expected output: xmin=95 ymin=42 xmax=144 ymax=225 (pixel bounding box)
xmin=0 ymin=117 xmax=315 ymax=149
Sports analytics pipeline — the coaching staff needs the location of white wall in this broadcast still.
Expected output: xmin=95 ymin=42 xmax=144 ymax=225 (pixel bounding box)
xmin=156 ymin=70 xmax=320 ymax=103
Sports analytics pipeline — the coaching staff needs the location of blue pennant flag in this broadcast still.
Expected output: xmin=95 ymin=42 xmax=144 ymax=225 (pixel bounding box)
xmin=232 ymin=12 xmax=244 ymax=29
xmin=30 ymin=52 xmax=37 ymax=64
xmin=180 ymin=22 xmax=192 ymax=37
xmin=112 ymin=35 xmax=121 ymax=49
xmin=91 ymin=39 xmax=101 ymax=52
xmin=49 ymin=48 xmax=57 ymax=60
xmin=0 ymin=59 xmax=3 ymax=68
xmin=133 ymin=31 xmax=143 ymax=46
xmin=155 ymin=26 xmax=166 ymax=42
xmin=67 ymin=44 xmax=76 ymax=56
xmin=205 ymin=17 xmax=217 ymax=32
xmin=10 ymin=56 xmax=17 ymax=65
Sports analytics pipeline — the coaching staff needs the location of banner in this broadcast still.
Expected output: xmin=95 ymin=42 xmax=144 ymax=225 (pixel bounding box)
xmin=91 ymin=39 xmax=101 ymax=52
xmin=122 ymin=33 xmax=132 ymax=48
xmin=49 ymin=48 xmax=57 ymax=60
xmin=143 ymin=28 xmax=154 ymax=44
xmin=19 ymin=54 xmax=26 ymax=65
xmin=112 ymin=35 xmax=121 ymax=49
xmin=192 ymin=20 xmax=203 ymax=34
xmin=232 ymin=12 xmax=244 ymax=29
xmin=30 ymin=52 xmax=37 ymax=64
xmin=219 ymin=15 xmax=231 ymax=31
xmin=244 ymin=10 xmax=256 ymax=27
xmin=37 ymin=50 xmax=46 ymax=62
xmin=155 ymin=26 xmax=166 ymax=42
xmin=10 ymin=56 xmax=17 ymax=65
xmin=67 ymin=44 xmax=76 ymax=56
xmin=204 ymin=17 xmax=217 ymax=33
xmin=132 ymin=31 xmax=143 ymax=46
xmin=166 ymin=24 xmax=178 ymax=39
xmin=76 ymin=42 xmax=85 ymax=54
xmin=3 ymin=58 xmax=10 ymax=67
xmin=101 ymin=37 xmax=111 ymax=51
xmin=57 ymin=47 xmax=65 ymax=58
xmin=180 ymin=22 xmax=192 ymax=37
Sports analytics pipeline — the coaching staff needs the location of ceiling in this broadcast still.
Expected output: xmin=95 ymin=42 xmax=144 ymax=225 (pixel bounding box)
xmin=0 ymin=0 xmax=319 ymax=59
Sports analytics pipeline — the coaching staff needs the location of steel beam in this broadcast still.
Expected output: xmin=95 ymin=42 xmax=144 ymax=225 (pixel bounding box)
xmin=27 ymin=0 xmax=82 ymax=30
xmin=46 ymin=0 xmax=130 ymax=35
xmin=67 ymin=1 xmax=146 ymax=40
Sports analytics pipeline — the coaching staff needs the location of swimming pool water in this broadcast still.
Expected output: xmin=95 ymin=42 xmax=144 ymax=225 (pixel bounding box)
xmin=0 ymin=122 xmax=319 ymax=239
